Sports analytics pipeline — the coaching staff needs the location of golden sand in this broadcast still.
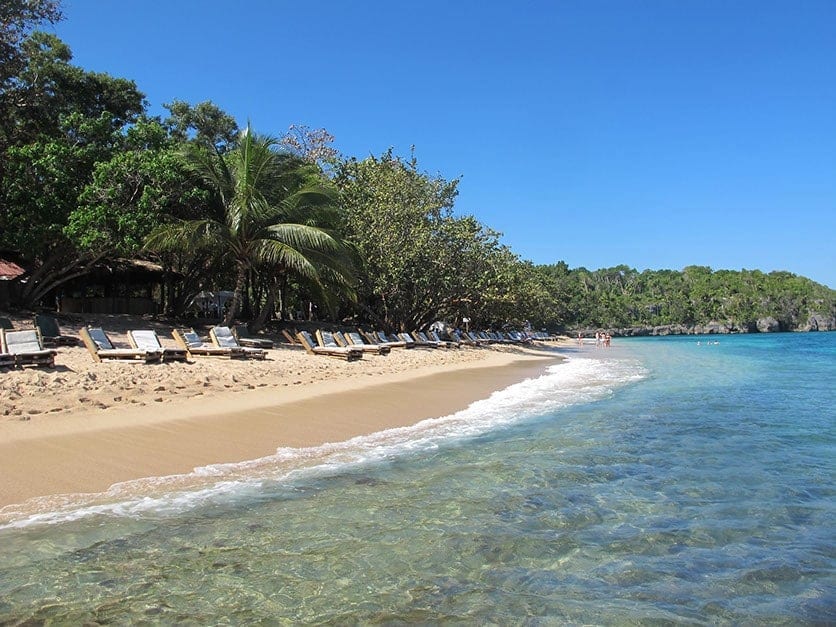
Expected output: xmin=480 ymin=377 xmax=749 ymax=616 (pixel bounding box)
xmin=0 ymin=318 xmax=568 ymax=507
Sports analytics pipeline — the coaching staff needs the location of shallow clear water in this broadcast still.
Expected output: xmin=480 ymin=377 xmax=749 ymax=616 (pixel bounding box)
xmin=0 ymin=334 xmax=833 ymax=623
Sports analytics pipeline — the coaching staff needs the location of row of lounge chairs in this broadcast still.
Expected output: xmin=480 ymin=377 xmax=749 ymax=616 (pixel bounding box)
xmin=2 ymin=312 xmax=544 ymax=370
xmin=81 ymin=326 xmax=269 ymax=363
xmin=287 ymin=328 xmax=471 ymax=360
xmin=0 ymin=319 xmax=273 ymax=369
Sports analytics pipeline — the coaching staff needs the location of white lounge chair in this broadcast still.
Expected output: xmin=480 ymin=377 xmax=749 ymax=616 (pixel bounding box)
xmin=331 ymin=330 xmax=390 ymax=355
xmin=173 ymin=328 xmax=247 ymax=359
xmin=209 ymin=326 xmax=267 ymax=359
xmin=128 ymin=329 xmax=188 ymax=362
xmin=296 ymin=330 xmax=362 ymax=361
xmin=0 ymin=329 xmax=57 ymax=368
xmin=80 ymin=327 xmax=162 ymax=363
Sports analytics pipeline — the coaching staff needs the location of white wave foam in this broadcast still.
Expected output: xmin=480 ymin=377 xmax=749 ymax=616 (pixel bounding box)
xmin=0 ymin=354 xmax=646 ymax=529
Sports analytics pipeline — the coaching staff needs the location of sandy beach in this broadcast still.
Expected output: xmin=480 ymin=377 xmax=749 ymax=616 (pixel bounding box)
xmin=0 ymin=315 xmax=567 ymax=510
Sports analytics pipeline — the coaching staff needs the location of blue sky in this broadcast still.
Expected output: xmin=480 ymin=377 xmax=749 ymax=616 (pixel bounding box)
xmin=53 ymin=1 xmax=835 ymax=288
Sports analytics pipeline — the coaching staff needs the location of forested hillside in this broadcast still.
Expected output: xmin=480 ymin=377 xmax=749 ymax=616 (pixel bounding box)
xmin=537 ymin=263 xmax=836 ymax=333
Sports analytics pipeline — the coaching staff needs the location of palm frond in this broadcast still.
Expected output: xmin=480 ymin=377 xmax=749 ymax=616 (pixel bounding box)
xmin=144 ymin=219 xmax=226 ymax=253
xmin=265 ymin=223 xmax=345 ymax=253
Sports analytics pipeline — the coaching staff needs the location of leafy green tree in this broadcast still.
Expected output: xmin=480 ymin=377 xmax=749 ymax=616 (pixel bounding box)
xmin=145 ymin=126 xmax=354 ymax=326
xmin=164 ymin=99 xmax=239 ymax=152
xmin=335 ymin=150 xmax=460 ymax=329
xmin=66 ymin=119 xmax=207 ymax=255
xmin=0 ymin=32 xmax=145 ymax=306
xmin=0 ymin=0 xmax=62 ymax=100
xmin=335 ymin=149 xmax=550 ymax=331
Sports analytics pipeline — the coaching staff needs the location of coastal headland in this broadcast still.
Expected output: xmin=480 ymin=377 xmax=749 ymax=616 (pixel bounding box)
xmin=0 ymin=315 xmax=566 ymax=511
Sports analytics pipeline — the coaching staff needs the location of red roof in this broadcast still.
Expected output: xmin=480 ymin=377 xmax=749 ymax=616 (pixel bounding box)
xmin=0 ymin=259 xmax=25 ymax=280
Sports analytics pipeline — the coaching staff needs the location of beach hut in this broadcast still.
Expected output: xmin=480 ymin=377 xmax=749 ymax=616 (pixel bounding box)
xmin=57 ymin=259 xmax=171 ymax=315
xmin=0 ymin=255 xmax=26 ymax=308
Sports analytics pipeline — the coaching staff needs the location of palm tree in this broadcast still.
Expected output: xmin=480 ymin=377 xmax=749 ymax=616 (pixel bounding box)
xmin=145 ymin=125 xmax=354 ymax=326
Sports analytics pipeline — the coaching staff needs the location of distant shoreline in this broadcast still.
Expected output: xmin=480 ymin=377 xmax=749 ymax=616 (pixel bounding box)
xmin=573 ymin=321 xmax=835 ymax=337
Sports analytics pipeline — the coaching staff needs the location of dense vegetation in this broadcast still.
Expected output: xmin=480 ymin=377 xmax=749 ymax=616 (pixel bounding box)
xmin=1 ymin=1 xmax=834 ymax=334
xmin=539 ymin=264 xmax=836 ymax=332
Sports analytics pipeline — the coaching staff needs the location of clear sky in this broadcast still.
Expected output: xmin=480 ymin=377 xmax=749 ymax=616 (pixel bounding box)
xmin=52 ymin=0 xmax=836 ymax=288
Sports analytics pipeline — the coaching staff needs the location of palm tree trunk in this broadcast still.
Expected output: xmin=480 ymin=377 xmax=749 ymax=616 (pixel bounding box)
xmin=252 ymin=278 xmax=278 ymax=332
xmin=224 ymin=263 xmax=248 ymax=326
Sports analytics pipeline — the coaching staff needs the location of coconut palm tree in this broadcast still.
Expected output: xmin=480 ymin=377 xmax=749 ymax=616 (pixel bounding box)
xmin=145 ymin=125 xmax=354 ymax=325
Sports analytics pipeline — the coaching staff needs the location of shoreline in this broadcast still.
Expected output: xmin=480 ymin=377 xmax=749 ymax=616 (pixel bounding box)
xmin=0 ymin=346 xmax=561 ymax=510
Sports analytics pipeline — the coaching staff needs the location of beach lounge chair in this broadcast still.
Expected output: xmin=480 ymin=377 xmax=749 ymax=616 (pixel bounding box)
xmin=233 ymin=324 xmax=274 ymax=349
xmin=332 ymin=330 xmax=391 ymax=355
xmin=296 ymin=330 xmax=362 ymax=361
xmin=399 ymin=332 xmax=436 ymax=348
xmin=128 ymin=329 xmax=188 ymax=362
xmin=428 ymin=329 xmax=461 ymax=348
xmin=209 ymin=326 xmax=267 ymax=359
xmin=507 ymin=331 xmax=532 ymax=344
xmin=450 ymin=330 xmax=478 ymax=346
xmin=34 ymin=314 xmax=80 ymax=347
xmin=80 ymin=327 xmax=162 ymax=363
xmin=361 ymin=329 xmax=409 ymax=349
xmin=471 ymin=331 xmax=493 ymax=345
xmin=0 ymin=320 xmax=17 ymax=368
xmin=0 ymin=347 xmax=13 ymax=368
xmin=0 ymin=329 xmax=57 ymax=368
xmin=412 ymin=330 xmax=449 ymax=348
xmin=172 ymin=328 xmax=247 ymax=359
xmin=281 ymin=329 xmax=301 ymax=346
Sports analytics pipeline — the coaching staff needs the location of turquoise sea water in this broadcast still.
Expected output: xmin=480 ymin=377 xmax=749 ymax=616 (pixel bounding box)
xmin=0 ymin=334 xmax=833 ymax=623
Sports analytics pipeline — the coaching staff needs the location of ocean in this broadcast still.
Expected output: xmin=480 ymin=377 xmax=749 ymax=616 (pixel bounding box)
xmin=0 ymin=333 xmax=833 ymax=623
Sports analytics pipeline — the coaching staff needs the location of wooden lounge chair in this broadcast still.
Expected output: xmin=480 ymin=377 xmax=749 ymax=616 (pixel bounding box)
xmin=80 ymin=327 xmax=162 ymax=363
xmin=0 ymin=320 xmax=17 ymax=369
xmin=128 ymin=329 xmax=188 ymax=362
xmin=362 ymin=329 xmax=409 ymax=349
xmin=233 ymin=324 xmax=274 ymax=349
xmin=427 ymin=330 xmax=461 ymax=348
xmin=34 ymin=314 xmax=80 ymax=347
xmin=209 ymin=326 xmax=267 ymax=359
xmin=507 ymin=331 xmax=533 ymax=344
xmin=412 ymin=330 xmax=449 ymax=348
xmin=398 ymin=332 xmax=436 ymax=348
xmin=490 ymin=331 xmax=514 ymax=344
xmin=296 ymin=330 xmax=362 ymax=361
xmin=0 ymin=347 xmax=13 ymax=369
xmin=467 ymin=331 xmax=491 ymax=345
xmin=342 ymin=331 xmax=397 ymax=354
xmin=331 ymin=330 xmax=390 ymax=355
xmin=451 ymin=330 xmax=479 ymax=346
xmin=281 ymin=329 xmax=301 ymax=346
xmin=172 ymin=328 xmax=247 ymax=359
xmin=0 ymin=328 xmax=57 ymax=368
